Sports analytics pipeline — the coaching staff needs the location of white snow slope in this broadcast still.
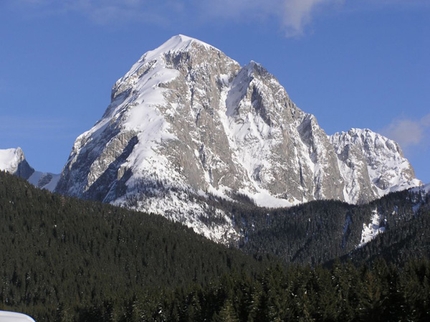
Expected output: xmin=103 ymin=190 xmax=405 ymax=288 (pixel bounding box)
xmin=358 ymin=208 xmax=386 ymax=247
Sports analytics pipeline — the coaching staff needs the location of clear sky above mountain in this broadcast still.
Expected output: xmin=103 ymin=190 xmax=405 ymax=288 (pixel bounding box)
xmin=0 ymin=0 xmax=429 ymax=183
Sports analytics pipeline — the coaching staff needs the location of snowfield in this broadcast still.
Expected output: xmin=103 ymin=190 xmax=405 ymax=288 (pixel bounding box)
xmin=0 ymin=311 xmax=35 ymax=322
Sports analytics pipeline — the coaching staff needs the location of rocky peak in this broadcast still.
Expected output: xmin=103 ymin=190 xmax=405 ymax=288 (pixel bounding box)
xmin=55 ymin=35 xmax=422 ymax=243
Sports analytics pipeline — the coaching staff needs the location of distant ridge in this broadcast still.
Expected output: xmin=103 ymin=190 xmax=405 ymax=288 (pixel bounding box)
xmin=0 ymin=147 xmax=59 ymax=191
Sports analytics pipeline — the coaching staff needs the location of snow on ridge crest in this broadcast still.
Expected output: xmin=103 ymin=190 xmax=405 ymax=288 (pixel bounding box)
xmin=144 ymin=34 xmax=216 ymax=61
xmin=120 ymin=34 xmax=221 ymax=85
xmin=331 ymin=128 xmax=401 ymax=153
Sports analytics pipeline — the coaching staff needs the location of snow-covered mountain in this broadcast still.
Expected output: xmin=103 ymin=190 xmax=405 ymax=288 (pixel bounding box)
xmin=0 ymin=148 xmax=59 ymax=191
xmin=55 ymin=35 xmax=421 ymax=243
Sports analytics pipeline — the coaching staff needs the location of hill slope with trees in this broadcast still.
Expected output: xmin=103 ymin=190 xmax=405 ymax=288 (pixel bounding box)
xmin=1 ymin=171 xmax=430 ymax=320
xmin=0 ymin=171 xmax=268 ymax=320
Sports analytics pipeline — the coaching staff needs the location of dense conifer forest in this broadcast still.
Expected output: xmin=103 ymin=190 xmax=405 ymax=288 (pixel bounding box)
xmin=1 ymin=171 xmax=430 ymax=321
xmin=236 ymin=189 xmax=430 ymax=267
xmin=0 ymin=171 xmax=268 ymax=320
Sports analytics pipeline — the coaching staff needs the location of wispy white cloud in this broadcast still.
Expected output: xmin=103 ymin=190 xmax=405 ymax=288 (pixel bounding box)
xmin=9 ymin=0 xmax=429 ymax=36
xmin=193 ymin=0 xmax=342 ymax=37
xmin=282 ymin=0 xmax=341 ymax=36
xmin=9 ymin=0 xmax=341 ymax=36
xmin=381 ymin=114 xmax=430 ymax=150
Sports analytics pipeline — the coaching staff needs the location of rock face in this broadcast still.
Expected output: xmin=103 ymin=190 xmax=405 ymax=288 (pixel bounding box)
xmin=330 ymin=128 xmax=421 ymax=204
xmin=55 ymin=35 xmax=421 ymax=242
xmin=0 ymin=148 xmax=60 ymax=191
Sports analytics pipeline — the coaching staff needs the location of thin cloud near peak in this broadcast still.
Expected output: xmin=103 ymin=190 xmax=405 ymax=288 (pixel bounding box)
xmin=282 ymin=0 xmax=340 ymax=36
xmin=194 ymin=0 xmax=341 ymax=37
xmin=9 ymin=0 xmax=428 ymax=36
xmin=381 ymin=114 xmax=430 ymax=151
xmin=10 ymin=0 xmax=341 ymax=36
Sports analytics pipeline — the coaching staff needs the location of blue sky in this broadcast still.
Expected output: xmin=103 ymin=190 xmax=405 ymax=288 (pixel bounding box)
xmin=1 ymin=0 xmax=429 ymax=184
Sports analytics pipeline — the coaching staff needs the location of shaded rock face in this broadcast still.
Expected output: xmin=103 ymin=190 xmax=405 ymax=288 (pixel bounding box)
xmin=14 ymin=158 xmax=35 ymax=180
xmin=55 ymin=35 xmax=421 ymax=243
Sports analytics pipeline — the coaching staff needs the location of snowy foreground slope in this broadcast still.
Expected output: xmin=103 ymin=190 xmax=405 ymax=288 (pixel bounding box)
xmin=50 ymin=35 xmax=421 ymax=243
xmin=0 ymin=310 xmax=35 ymax=322
xmin=0 ymin=148 xmax=59 ymax=191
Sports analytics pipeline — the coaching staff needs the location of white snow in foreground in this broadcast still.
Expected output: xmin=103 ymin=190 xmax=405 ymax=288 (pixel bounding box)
xmin=358 ymin=208 xmax=385 ymax=247
xmin=0 ymin=310 xmax=35 ymax=322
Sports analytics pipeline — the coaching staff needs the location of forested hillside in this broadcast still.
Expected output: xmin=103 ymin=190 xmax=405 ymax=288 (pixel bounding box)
xmin=347 ymin=191 xmax=430 ymax=266
xmin=1 ymin=170 xmax=430 ymax=321
xmin=0 ymin=171 xmax=268 ymax=320
xmin=233 ymin=189 xmax=429 ymax=266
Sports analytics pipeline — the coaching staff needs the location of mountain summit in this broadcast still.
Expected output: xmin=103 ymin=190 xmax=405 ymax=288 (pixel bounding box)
xmin=0 ymin=148 xmax=34 ymax=179
xmin=55 ymin=35 xmax=421 ymax=242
